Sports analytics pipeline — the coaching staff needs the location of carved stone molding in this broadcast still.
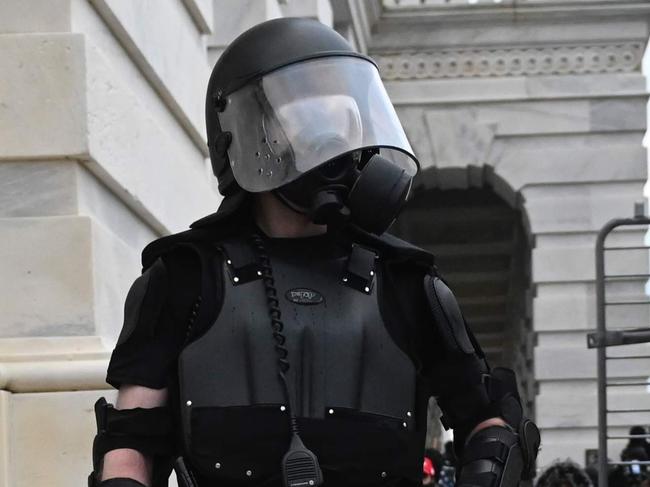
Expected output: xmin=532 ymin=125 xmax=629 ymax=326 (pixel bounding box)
xmin=374 ymin=42 xmax=645 ymax=80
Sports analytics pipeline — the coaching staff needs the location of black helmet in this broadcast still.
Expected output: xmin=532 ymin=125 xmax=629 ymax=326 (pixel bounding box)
xmin=205 ymin=17 xmax=419 ymax=234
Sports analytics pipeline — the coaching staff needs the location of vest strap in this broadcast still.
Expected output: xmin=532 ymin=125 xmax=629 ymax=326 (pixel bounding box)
xmin=342 ymin=244 xmax=377 ymax=294
xmin=220 ymin=239 xmax=263 ymax=285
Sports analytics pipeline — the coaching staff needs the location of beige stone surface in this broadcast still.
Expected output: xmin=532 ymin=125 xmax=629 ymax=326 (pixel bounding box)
xmin=76 ymin=163 xmax=158 ymax=251
xmin=0 ymin=161 xmax=78 ymax=218
xmin=90 ymin=217 xmax=142 ymax=341
xmin=0 ymin=216 xmax=94 ymax=337
xmin=280 ymin=0 xmax=333 ymax=26
xmin=0 ymin=33 xmax=88 ymax=159
xmin=84 ymin=38 xmax=220 ymax=233
xmin=523 ymin=181 xmax=647 ymax=234
xmin=0 ymin=0 xmax=71 ymax=34
xmin=0 ymin=391 xmax=10 ymax=487
xmin=0 ymin=336 xmax=110 ymax=393
xmin=89 ymin=0 xmax=211 ymax=146
xmin=180 ymin=0 xmax=214 ymax=33
xmin=209 ymin=0 xmax=282 ymax=47
xmin=9 ymin=390 xmax=116 ymax=487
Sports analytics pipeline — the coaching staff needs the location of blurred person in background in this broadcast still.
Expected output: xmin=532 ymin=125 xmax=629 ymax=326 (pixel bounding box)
xmin=535 ymin=460 xmax=593 ymax=487
xmin=609 ymin=426 xmax=649 ymax=487
xmin=423 ymin=456 xmax=436 ymax=486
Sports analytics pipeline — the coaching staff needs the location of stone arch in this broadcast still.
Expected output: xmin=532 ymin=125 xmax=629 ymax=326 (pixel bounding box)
xmin=392 ymin=107 xmax=537 ymax=412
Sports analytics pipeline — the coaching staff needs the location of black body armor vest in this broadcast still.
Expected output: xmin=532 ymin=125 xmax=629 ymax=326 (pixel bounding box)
xmin=177 ymin=236 xmax=425 ymax=487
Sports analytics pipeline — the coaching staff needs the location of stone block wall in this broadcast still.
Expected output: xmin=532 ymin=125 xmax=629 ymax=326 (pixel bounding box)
xmin=0 ymin=2 xmax=346 ymax=485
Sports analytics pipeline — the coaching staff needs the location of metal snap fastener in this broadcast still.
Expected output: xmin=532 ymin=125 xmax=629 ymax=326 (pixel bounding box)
xmin=407 ymin=411 xmax=412 ymax=417
xmin=186 ymin=400 xmax=192 ymax=406
xmin=402 ymin=422 xmax=407 ymax=428
xmin=233 ymin=276 xmax=240 ymax=283
xmin=246 ymin=470 xmax=252 ymax=477
xmin=364 ymin=286 xmax=370 ymax=293
xmin=381 ymin=471 xmax=387 ymax=478
xmin=328 ymin=408 xmax=334 ymax=415
xmin=280 ymin=405 xmax=286 ymax=412
xmin=215 ymin=462 xmax=221 ymax=469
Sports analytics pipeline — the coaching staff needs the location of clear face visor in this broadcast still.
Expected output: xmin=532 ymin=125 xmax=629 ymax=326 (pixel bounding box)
xmin=218 ymin=56 xmax=418 ymax=192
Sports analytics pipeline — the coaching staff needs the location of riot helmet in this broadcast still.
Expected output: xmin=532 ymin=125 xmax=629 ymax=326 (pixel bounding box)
xmin=206 ymin=17 xmax=419 ymax=234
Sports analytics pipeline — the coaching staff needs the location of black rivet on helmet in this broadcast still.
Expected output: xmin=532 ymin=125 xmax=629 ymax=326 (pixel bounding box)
xmin=213 ymin=92 xmax=227 ymax=112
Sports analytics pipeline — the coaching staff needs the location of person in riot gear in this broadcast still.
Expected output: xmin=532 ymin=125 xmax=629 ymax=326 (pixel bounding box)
xmin=89 ymin=17 xmax=540 ymax=487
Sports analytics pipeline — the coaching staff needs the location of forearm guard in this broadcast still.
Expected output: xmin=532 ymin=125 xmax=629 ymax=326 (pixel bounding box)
xmin=88 ymin=397 xmax=174 ymax=487
xmin=456 ymin=369 xmax=541 ymax=487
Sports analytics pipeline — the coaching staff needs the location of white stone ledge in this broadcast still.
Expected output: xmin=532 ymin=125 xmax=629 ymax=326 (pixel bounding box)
xmin=0 ymin=360 xmax=109 ymax=393
xmin=0 ymin=337 xmax=111 ymax=393
xmin=0 ymin=0 xmax=71 ymax=34
xmin=0 ymin=33 xmax=88 ymax=160
xmin=84 ymin=0 xmax=210 ymax=155
xmin=386 ymin=73 xmax=647 ymax=105
xmin=180 ymin=0 xmax=213 ymax=33
xmin=373 ymin=17 xmax=650 ymax=50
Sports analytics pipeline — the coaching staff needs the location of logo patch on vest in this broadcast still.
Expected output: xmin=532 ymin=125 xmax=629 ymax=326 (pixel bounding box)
xmin=285 ymin=288 xmax=324 ymax=306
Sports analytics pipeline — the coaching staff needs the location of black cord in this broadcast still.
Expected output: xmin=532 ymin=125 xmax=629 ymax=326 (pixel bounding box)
xmin=251 ymin=233 xmax=300 ymax=435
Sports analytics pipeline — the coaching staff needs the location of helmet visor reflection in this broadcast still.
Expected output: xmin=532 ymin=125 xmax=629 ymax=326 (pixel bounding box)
xmin=219 ymin=56 xmax=418 ymax=193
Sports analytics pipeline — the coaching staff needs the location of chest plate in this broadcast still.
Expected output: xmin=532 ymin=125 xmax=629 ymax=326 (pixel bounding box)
xmin=178 ymin=243 xmax=419 ymax=484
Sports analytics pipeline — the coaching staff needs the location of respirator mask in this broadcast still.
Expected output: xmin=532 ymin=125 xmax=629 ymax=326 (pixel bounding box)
xmin=275 ymin=150 xmax=413 ymax=234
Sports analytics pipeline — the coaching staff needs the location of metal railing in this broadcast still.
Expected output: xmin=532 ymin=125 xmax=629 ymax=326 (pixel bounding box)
xmin=587 ymin=205 xmax=650 ymax=487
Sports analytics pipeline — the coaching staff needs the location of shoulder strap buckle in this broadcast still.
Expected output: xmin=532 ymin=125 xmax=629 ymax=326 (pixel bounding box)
xmin=220 ymin=240 xmax=263 ymax=285
xmin=342 ymin=244 xmax=377 ymax=294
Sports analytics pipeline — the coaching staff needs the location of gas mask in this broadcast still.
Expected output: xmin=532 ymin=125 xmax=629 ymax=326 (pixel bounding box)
xmin=275 ymin=150 xmax=413 ymax=235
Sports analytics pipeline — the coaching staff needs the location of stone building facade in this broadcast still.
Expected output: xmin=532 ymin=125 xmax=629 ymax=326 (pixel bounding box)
xmin=0 ymin=1 xmax=648 ymax=485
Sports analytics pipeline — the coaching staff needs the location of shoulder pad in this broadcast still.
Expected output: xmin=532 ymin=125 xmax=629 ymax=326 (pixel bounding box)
xmin=344 ymin=226 xmax=435 ymax=267
xmin=424 ymin=275 xmax=475 ymax=354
